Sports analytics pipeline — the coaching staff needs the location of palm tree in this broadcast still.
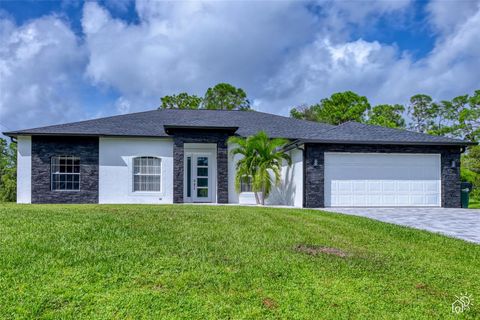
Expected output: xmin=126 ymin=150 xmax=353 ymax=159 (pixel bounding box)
xmin=228 ymin=134 xmax=261 ymax=203
xmin=228 ymin=131 xmax=292 ymax=205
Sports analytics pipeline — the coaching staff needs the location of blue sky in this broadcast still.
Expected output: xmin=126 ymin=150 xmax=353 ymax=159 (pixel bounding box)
xmin=1 ymin=0 xmax=479 ymax=132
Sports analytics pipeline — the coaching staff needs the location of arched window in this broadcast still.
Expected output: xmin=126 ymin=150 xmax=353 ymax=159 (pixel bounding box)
xmin=133 ymin=157 xmax=162 ymax=192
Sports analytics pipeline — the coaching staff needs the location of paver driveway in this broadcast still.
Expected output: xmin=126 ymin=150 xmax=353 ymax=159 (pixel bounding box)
xmin=320 ymin=208 xmax=480 ymax=244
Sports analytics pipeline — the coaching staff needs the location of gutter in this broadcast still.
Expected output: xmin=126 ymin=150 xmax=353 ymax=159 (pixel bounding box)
xmin=282 ymin=140 xmax=304 ymax=152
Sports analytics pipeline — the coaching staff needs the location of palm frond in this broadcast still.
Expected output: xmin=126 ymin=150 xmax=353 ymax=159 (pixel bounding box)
xmin=229 ymin=130 xmax=291 ymax=204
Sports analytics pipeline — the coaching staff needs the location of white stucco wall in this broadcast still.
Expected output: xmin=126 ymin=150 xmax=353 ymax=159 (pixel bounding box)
xmin=16 ymin=136 xmax=32 ymax=203
xmin=292 ymin=148 xmax=304 ymax=207
xmin=267 ymin=148 xmax=303 ymax=207
xmin=99 ymin=137 xmax=174 ymax=204
xmin=228 ymin=143 xmax=303 ymax=207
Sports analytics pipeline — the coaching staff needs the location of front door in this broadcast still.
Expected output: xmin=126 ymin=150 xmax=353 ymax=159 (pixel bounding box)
xmin=187 ymin=154 xmax=212 ymax=202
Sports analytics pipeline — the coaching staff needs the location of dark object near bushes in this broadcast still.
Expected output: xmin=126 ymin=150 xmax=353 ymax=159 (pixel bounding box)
xmin=461 ymin=182 xmax=473 ymax=208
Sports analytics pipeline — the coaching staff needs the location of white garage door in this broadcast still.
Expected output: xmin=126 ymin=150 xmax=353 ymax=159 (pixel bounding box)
xmin=325 ymin=153 xmax=441 ymax=207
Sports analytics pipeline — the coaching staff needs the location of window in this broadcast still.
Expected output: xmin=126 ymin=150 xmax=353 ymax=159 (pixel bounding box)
xmin=51 ymin=156 xmax=80 ymax=191
xmin=186 ymin=156 xmax=192 ymax=197
xmin=240 ymin=176 xmax=253 ymax=192
xmin=133 ymin=157 xmax=161 ymax=192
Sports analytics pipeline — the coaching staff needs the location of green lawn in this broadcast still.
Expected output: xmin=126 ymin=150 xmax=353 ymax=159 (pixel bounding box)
xmin=469 ymin=198 xmax=480 ymax=209
xmin=0 ymin=204 xmax=478 ymax=319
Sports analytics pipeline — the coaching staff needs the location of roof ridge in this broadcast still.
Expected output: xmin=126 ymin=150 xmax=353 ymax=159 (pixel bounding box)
xmin=252 ymin=110 xmax=335 ymax=128
xmin=317 ymin=122 xmax=342 ymax=134
xmin=161 ymin=108 xmax=248 ymax=112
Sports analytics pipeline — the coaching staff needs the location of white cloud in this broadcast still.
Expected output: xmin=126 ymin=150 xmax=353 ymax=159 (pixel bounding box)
xmin=115 ymin=96 xmax=131 ymax=114
xmin=262 ymin=0 xmax=480 ymax=113
xmin=81 ymin=0 xmax=321 ymax=113
xmin=372 ymin=4 xmax=480 ymax=104
xmin=0 ymin=15 xmax=86 ymax=131
xmin=426 ymin=0 xmax=480 ymax=35
xmin=318 ymin=0 xmax=412 ymax=34
xmin=263 ymin=38 xmax=400 ymax=110
xmin=80 ymin=0 xmax=421 ymax=115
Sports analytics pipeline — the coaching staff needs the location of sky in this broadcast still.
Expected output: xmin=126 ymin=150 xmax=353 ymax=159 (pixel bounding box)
xmin=1 ymin=0 xmax=479 ymax=133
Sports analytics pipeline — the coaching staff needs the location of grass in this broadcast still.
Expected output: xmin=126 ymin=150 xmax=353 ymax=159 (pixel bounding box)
xmin=469 ymin=198 xmax=480 ymax=209
xmin=0 ymin=204 xmax=478 ymax=319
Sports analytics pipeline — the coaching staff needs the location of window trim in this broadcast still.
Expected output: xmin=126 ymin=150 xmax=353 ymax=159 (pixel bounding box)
xmin=51 ymin=155 xmax=81 ymax=192
xmin=132 ymin=156 xmax=163 ymax=193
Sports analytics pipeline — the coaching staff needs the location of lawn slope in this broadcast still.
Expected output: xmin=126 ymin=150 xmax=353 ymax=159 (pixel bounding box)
xmin=0 ymin=204 xmax=478 ymax=319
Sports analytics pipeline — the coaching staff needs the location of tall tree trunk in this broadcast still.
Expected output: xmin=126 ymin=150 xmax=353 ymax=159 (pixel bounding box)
xmin=261 ymin=184 xmax=265 ymax=205
xmin=254 ymin=192 xmax=260 ymax=205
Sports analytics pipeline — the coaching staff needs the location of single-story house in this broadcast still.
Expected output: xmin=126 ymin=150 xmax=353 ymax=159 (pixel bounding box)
xmin=4 ymin=109 xmax=475 ymax=207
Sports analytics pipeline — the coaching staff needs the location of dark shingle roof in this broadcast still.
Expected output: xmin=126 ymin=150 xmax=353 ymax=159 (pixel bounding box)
xmin=4 ymin=109 xmax=474 ymax=146
xmin=3 ymin=109 xmax=334 ymax=140
xmin=301 ymin=121 xmax=474 ymax=146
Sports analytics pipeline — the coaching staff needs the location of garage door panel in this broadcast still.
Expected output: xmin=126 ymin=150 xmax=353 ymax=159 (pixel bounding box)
xmin=334 ymin=195 xmax=352 ymax=206
xmin=367 ymin=195 xmax=382 ymax=206
xmin=353 ymin=195 xmax=367 ymax=206
xmin=411 ymin=195 xmax=425 ymax=205
xmin=396 ymin=195 xmax=410 ymax=206
xmin=368 ymin=181 xmax=382 ymax=192
xmin=353 ymin=181 xmax=366 ymax=192
xmin=330 ymin=180 xmax=338 ymax=194
xmin=382 ymin=195 xmax=396 ymax=206
xmin=397 ymin=181 xmax=410 ymax=192
xmin=383 ymin=181 xmax=395 ymax=192
xmin=425 ymin=181 xmax=438 ymax=192
xmin=426 ymin=194 xmax=440 ymax=205
xmin=411 ymin=181 xmax=424 ymax=192
xmin=325 ymin=153 xmax=441 ymax=207
xmin=337 ymin=181 xmax=352 ymax=194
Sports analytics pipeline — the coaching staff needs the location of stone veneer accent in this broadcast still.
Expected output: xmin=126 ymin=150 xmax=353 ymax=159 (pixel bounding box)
xmin=172 ymin=130 xmax=229 ymax=204
xmin=31 ymin=136 xmax=99 ymax=204
xmin=303 ymin=144 xmax=462 ymax=208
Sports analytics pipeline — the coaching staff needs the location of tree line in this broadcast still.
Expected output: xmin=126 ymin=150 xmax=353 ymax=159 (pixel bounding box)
xmin=158 ymin=83 xmax=251 ymax=111
xmin=0 ymin=139 xmax=16 ymax=202
xmin=290 ymin=90 xmax=480 ymax=142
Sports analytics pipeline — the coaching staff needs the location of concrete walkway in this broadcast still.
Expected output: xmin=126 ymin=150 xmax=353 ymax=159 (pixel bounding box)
xmin=319 ymin=208 xmax=480 ymax=244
